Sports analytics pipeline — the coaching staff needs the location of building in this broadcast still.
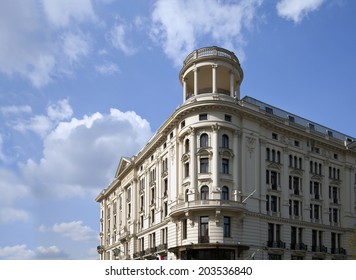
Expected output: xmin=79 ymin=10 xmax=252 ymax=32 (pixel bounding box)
xmin=95 ymin=46 xmax=356 ymax=260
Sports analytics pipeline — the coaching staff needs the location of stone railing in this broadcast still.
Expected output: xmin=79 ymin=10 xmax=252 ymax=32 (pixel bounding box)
xmin=183 ymin=46 xmax=239 ymax=65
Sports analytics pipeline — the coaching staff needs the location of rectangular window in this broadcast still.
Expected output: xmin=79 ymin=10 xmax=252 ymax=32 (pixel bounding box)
xmin=184 ymin=162 xmax=190 ymax=178
xmin=200 ymin=158 xmax=209 ymax=173
xmin=222 ymin=158 xmax=229 ymax=174
xmin=223 ymin=216 xmax=231 ymax=238
xmin=224 ymin=114 xmax=232 ymax=122
xmin=199 ymin=114 xmax=208 ymax=121
xmin=265 ymin=107 xmax=273 ymax=114
xmin=182 ymin=219 xmax=187 ymax=240
xmin=200 ymin=216 xmax=209 ymax=243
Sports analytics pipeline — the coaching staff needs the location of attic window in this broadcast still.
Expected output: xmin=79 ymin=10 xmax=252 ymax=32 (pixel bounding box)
xmin=308 ymin=123 xmax=315 ymax=131
xmin=288 ymin=115 xmax=295 ymax=122
xmin=265 ymin=107 xmax=273 ymax=114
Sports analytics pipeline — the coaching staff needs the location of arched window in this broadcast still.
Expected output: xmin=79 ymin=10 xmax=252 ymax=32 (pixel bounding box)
xmin=221 ymin=186 xmax=229 ymax=200
xmin=201 ymin=186 xmax=209 ymax=200
xmin=222 ymin=134 xmax=229 ymax=149
xmin=185 ymin=139 xmax=190 ymax=153
xmin=200 ymin=133 xmax=209 ymax=148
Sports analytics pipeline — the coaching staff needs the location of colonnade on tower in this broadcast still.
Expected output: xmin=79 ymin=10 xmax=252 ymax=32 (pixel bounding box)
xmin=179 ymin=46 xmax=244 ymax=103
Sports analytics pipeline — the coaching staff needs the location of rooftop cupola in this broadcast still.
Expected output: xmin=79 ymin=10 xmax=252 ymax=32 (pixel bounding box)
xmin=179 ymin=46 xmax=243 ymax=103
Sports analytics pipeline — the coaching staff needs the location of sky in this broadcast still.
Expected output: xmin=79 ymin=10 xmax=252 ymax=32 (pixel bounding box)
xmin=0 ymin=0 xmax=355 ymax=260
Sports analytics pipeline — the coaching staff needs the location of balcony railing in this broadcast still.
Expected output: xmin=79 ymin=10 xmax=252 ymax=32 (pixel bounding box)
xmin=267 ymin=241 xmax=286 ymax=249
xmin=331 ymin=247 xmax=346 ymax=255
xmin=290 ymin=243 xmax=308 ymax=251
xmin=312 ymin=245 xmax=327 ymax=253
xmin=171 ymin=199 xmax=244 ymax=216
xmin=183 ymin=46 xmax=239 ymax=66
xmin=199 ymin=236 xmax=210 ymax=244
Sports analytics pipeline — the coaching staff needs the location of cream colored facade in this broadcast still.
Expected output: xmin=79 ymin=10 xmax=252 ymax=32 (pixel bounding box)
xmin=96 ymin=46 xmax=356 ymax=260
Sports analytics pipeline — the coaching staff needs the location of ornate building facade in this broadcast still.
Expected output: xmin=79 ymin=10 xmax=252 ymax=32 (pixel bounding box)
xmin=96 ymin=46 xmax=356 ymax=260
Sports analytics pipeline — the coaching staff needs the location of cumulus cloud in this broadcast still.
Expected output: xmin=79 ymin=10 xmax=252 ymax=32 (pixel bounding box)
xmin=0 ymin=0 xmax=97 ymax=88
xmin=276 ymin=0 xmax=326 ymax=23
xmin=41 ymin=221 xmax=97 ymax=241
xmin=0 ymin=169 xmax=31 ymax=224
xmin=150 ymin=0 xmax=263 ymax=66
xmin=12 ymin=99 xmax=73 ymax=137
xmin=20 ymin=106 xmax=152 ymax=198
xmin=0 ymin=244 xmax=68 ymax=260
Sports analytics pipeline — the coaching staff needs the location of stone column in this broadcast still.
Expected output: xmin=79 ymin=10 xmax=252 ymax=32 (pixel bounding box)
xmin=194 ymin=67 xmax=198 ymax=96
xmin=183 ymin=77 xmax=187 ymax=102
xmin=233 ymin=130 xmax=239 ymax=199
xmin=212 ymin=64 xmax=218 ymax=94
xmin=189 ymin=127 xmax=197 ymax=194
xmin=212 ymin=124 xmax=219 ymax=191
xmin=230 ymin=70 xmax=235 ymax=97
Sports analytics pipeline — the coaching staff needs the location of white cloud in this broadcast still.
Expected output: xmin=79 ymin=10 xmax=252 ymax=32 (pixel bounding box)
xmin=0 ymin=208 xmax=30 ymax=224
xmin=51 ymin=221 xmax=97 ymax=241
xmin=150 ymin=0 xmax=263 ymax=66
xmin=0 ymin=244 xmax=68 ymax=260
xmin=47 ymin=99 xmax=73 ymax=121
xmin=12 ymin=99 xmax=73 ymax=137
xmin=0 ymin=105 xmax=32 ymax=115
xmin=61 ymin=31 xmax=92 ymax=64
xmin=108 ymin=23 xmax=137 ymax=55
xmin=0 ymin=168 xmax=31 ymax=224
xmin=276 ymin=0 xmax=326 ymax=23
xmin=95 ymin=61 xmax=120 ymax=75
xmin=41 ymin=0 xmax=97 ymax=27
xmin=21 ymin=107 xmax=152 ymax=198
xmin=0 ymin=0 xmax=96 ymax=88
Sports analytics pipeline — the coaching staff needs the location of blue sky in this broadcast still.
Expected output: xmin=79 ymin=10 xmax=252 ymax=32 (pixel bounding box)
xmin=0 ymin=0 xmax=355 ymax=259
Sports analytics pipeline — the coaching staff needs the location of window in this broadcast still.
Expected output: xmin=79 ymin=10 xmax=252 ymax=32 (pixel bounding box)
xmin=200 ymin=133 xmax=209 ymax=148
xmin=225 ymin=114 xmax=232 ymax=122
xmin=163 ymin=202 xmax=168 ymax=217
xmin=223 ymin=217 xmax=231 ymax=237
xmin=294 ymin=140 xmax=300 ymax=147
xmin=221 ymin=186 xmax=229 ymax=200
xmin=200 ymin=157 xmax=209 ymax=173
xmin=200 ymin=217 xmax=209 ymax=243
xmin=181 ymin=120 xmax=185 ymax=129
xmin=289 ymin=200 xmax=301 ymax=217
xmin=182 ymin=219 xmax=187 ymax=239
xmin=201 ymin=186 xmax=209 ymax=200
xmin=222 ymin=134 xmax=229 ymax=148
xmin=185 ymin=139 xmax=190 ymax=153
xmin=184 ymin=162 xmax=189 ymax=178
xmin=161 ymin=227 xmax=168 ymax=245
xmin=265 ymin=107 xmax=273 ymax=114
xmin=288 ymin=115 xmax=295 ymax=122
xmin=199 ymin=114 xmax=208 ymax=121
xmin=149 ymin=232 xmax=156 ymax=248
xmin=151 ymin=209 xmax=155 ymax=223
xmin=309 ymin=123 xmax=315 ymax=130
xmin=222 ymin=158 xmax=229 ymax=174
xmin=310 ymin=204 xmax=320 ymax=220
xmin=272 ymin=133 xmax=278 ymax=140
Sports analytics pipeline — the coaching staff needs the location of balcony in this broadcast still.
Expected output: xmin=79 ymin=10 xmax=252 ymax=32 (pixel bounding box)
xmin=290 ymin=243 xmax=308 ymax=251
xmin=331 ymin=247 xmax=346 ymax=255
xmin=170 ymin=199 xmax=244 ymax=217
xmin=312 ymin=245 xmax=327 ymax=253
xmin=267 ymin=241 xmax=286 ymax=249
xmin=199 ymin=236 xmax=210 ymax=244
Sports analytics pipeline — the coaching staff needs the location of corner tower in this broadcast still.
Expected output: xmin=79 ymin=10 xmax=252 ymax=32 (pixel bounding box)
xmin=179 ymin=46 xmax=243 ymax=103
